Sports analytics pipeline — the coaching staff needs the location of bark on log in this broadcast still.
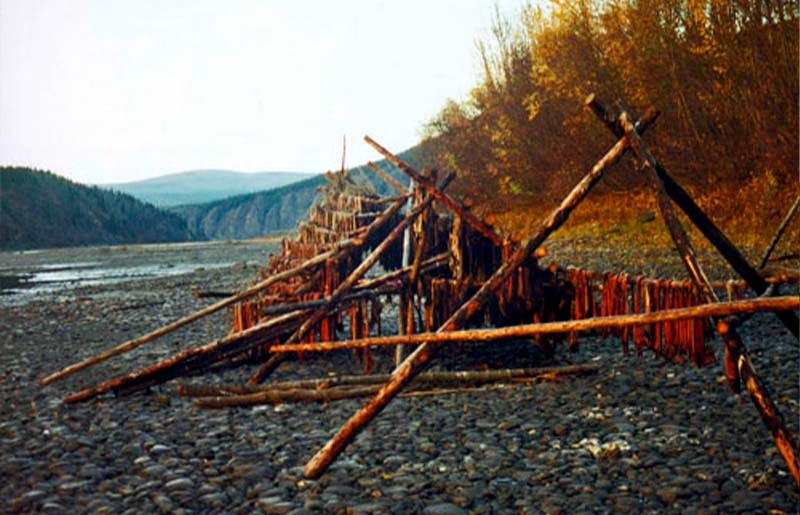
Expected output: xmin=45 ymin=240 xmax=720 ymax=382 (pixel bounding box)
xmin=41 ymin=197 xmax=407 ymax=387
xmin=62 ymin=310 xmax=308 ymax=403
xmin=620 ymin=111 xmax=800 ymax=489
xmin=364 ymin=135 xmax=505 ymax=247
xmin=356 ymin=253 xmax=448 ymax=291
xmin=586 ymin=94 xmax=798 ymax=338
xmin=366 ymin=161 xmax=409 ymax=194
xmin=269 ymin=297 xmax=799 ymax=353
xmin=194 ymin=291 xmax=235 ymax=299
xmin=303 ymin=111 xmax=658 ymax=479
xmin=248 ymin=175 xmax=453 ymax=385
xmin=178 ymin=364 xmax=602 ymax=398
xmin=187 ymin=364 xmax=601 ymax=407
xmin=759 ymin=195 xmax=800 ymax=270
xmin=717 ymin=320 xmax=800 ymax=488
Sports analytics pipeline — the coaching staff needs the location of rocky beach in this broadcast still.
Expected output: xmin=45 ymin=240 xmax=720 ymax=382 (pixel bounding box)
xmin=1 ymin=239 xmax=798 ymax=514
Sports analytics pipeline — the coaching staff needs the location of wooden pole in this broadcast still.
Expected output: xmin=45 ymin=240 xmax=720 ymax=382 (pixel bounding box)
xmin=758 ymin=195 xmax=799 ymax=270
xmin=40 ymin=196 xmax=407 ymax=387
xmin=189 ymin=364 xmax=601 ymax=408
xmin=620 ymin=111 xmax=800 ymax=488
xmin=178 ymin=364 xmax=601 ymax=397
xmin=303 ymin=110 xmax=659 ymax=479
xmin=248 ymin=173 xmax=454 ymax=384
xmin=364 ymin=135 xmax=506 ymax=247
xmin=717 ymin=320 xmax=800 ymax=488
xmin=586 ymin=94 xmax=798 ymax=338
xmin=366 ymin=161 xmax=409 ymax=194
xmin=268 ymin=297 xmax=799 ymax=353
xmin=397 ymin=176 xmax=416 ymax=365
xmin=62 ymin=310 xmax=308 ymax=404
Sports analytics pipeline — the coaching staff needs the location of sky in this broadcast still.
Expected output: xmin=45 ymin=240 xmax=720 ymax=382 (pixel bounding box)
xmin=0 ymin=0 xmax=533 ymax=184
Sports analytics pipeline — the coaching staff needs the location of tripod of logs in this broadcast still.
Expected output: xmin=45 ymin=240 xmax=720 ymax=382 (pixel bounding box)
xmin=40 ymin=95 xmax=799 ymax=487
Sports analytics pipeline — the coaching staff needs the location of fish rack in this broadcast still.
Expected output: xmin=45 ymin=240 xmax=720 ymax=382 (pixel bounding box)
xmin=40 ymin=95 xmax=800 ymax=486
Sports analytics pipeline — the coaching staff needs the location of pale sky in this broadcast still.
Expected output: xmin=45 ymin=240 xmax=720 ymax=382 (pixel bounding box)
xmin=0 ymin=0 xmax=532 ymax=184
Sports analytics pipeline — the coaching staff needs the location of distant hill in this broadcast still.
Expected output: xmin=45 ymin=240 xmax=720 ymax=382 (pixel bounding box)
xmin=0 ymin=167 xmax=196 ymax=250
xmin=171 ymin=144 xmax=437 ymax=240
xmin=104 ymin=169 xmax=316 ymax=207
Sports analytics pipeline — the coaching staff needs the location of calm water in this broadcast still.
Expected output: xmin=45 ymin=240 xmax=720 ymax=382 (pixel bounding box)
xmin=0 ymin=240 xmax=278 ymax=305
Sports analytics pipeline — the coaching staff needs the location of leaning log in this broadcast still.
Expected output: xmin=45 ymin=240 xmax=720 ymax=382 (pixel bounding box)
xmin=758 ymin=195 xmax=800 ymax=270
xmin=717 ymin=320 xmax=800 ymax=488
xmin=41 ymin=196 xmax=408 ymax=387
xmin=247 ymin=176 xmax=453 ymax=384
xmin=366 ymin=161 xmax=409 ymax=194
xmin=303 ymin=110 xmax=659 ymax=479
xmin=621 ymin=111 xmax=800 ymax=488
xmin=364 ymin=135 xmax=505 ymax=247
xmin=586 ymin=94 xmax=798 ymax=338
xmin=62 ymin=310 xmax=308 ymax=404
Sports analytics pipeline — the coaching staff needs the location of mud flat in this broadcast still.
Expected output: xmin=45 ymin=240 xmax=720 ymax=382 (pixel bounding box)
xmin=1 ymin=240 xmax=798 ymax=514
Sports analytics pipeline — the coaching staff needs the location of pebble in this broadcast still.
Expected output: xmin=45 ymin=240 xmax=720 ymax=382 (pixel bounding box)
xmin=1 ymin=247 xmax=798 ymax=514
xmin=422 ymin=503 xmax=468 ymax=515
xmin=164 ymin=477 xmax=194 ymax=490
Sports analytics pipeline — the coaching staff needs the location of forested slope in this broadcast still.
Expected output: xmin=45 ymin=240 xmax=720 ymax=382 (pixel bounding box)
xmin=171 ymin=145 xmax=437 ymax=240
xmin=423 ymin=1 xmax=798 ymax=245
xmin=0 ymin=167 xmax=196 ymax=250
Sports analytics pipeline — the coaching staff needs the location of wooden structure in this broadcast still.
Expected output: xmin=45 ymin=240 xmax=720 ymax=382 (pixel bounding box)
xmin=40 ymin=95 xmax=799 ymax=487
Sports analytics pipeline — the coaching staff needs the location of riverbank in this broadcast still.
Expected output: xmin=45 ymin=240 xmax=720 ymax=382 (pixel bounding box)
xmin=1 ymin=240 xmax=798 ymax=514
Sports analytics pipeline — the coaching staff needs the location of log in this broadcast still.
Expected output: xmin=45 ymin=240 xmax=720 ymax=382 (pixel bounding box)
xmin=303 ymin=110 xmax=659 ymax=479
xmin=717 ymin=320 xmax=800 ymax=488
xmin=247 ymin=174 xmax=454 ymax=385
xmin=758 ymin=195 xmax=800 ymax=270
xmin=620 ymin=111 xmax=800 ymax=488
xmin=187 ymin=364 xmax=601 ymax=407
xmin=366 ymin=161 xmax=409 ymax=194
xmin=586 ymin=94 xmax=798 ymax=338
xmin=194 ymin=291 xmax=235 ymax=299
xmin=364 ymin=135 xmax=505 ymax=247
xmin=268 ymin=297 xmax=799 ymax=353
xmin=62 ymin=310 xmax=308 ymax=404
xmin=397 ymin=177 xmax=416 ymax=365
xmin=356 ymin=253 xmax=448 ymax=291
xmin=40 ymin=196 xmax=407 ymax=387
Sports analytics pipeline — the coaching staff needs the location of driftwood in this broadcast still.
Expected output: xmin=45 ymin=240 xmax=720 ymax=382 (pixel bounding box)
xmin=364 ymin=135 xmax=505 ymax=247
xmin=194 ymin=291 xmax=235 ymax=299
xmin=620 ymin=111 xmax=800 ymax=488
xmin=587 ymin=95 xmax=799 ymax=338
xmin=62 ymin=310 xmax=309 ymax=404
xmin=302 ymin=109 xmax=660 ymax=479
xmin=716 ymin=319 xmax=800 ymax=487
xmin=185 ymin=364 xmax=601 ymax=408
xmin=247 ymin=173 xmax=454 ymax=384
xmin=366 ymin=161 xmax=409 ymax=194
xmin=178 ymin=363 xmax=602 ymax=398
xmin=268 ymin=297 xmax=799 ymax=353
xmin=41 ymin=196 xmax=408 ymax=387
xmin=758 ymin=195 xmax=799 ymax=270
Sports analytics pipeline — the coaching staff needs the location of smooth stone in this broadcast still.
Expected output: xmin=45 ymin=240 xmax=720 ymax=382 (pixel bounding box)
xmin=41 ymin=502 xmax=67 ymax=513
xmin=164 ymin=477 xmax=194 ymax=490
xmin=422 ymin=502 xmax=468 ymax=515
xmin=149 ymin=444 xmax=171 ymax=455
xmin=151 ymin=493 xmax=174 ymax=512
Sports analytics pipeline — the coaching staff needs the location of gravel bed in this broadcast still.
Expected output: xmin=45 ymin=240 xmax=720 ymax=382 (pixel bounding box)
xmin=1 ymin=248 xmax=798 ymax=514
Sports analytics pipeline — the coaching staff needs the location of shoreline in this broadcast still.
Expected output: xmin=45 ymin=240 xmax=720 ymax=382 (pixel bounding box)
xmin=1 ymin=246 xmax=798 ymax=514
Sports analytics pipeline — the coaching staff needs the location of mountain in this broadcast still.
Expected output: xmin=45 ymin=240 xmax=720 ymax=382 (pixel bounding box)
xmin=0 ymin=167 xmax=196 ymax=250
xmin=104 ymin=169 xmax=316 ymax=207
xmin=171 ymin=144 xmax=437 ymax=240
xmin=171 ymin=175 xmax=326 ymax=240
